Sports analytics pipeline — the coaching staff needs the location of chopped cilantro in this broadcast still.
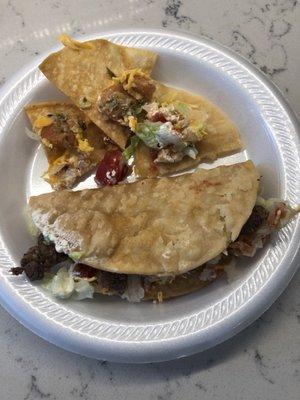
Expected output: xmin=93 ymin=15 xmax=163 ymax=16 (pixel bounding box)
xmin=123 ymin=136 xmax=140 ymax=160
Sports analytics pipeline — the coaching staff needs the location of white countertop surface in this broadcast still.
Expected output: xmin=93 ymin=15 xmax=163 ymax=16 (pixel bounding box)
xmin=0 ymin=1 xmax=299 ymax=399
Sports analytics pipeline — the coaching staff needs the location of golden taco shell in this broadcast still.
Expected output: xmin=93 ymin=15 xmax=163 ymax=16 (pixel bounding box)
xmin=28 ymin=161 xmax=259 ymax=276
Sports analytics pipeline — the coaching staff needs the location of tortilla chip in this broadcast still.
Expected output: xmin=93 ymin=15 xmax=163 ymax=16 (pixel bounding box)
xmin=29 ymin=161 xmax=259 ymax=276
xmin=39 ymin=37 xmax=157 ymax=149
xmin=25 ymin=102 xmax=116 ymax=190
xmin=134 ymin=82 xmax=243 ymax=178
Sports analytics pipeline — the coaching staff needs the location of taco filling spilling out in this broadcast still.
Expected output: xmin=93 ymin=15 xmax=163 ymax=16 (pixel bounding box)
xmin=25 ymin=102 xmax=117 ymax=190
xmin=11 ymin=161 xmax=298 ymax=302
xmin=98 ymin=70 xmax=209 ymax=164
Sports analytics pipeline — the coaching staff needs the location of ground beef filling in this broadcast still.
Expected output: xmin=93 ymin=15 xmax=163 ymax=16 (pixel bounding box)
xmin=73 ymin=263 xmax=97 ymax=279
xmin=129 ymin=75 xmax=156 ymax=101
xmin=41 ymin=123 xmax=77 ymax=149
xmin=97 ymin=270 xmax=127 ymax=295
xmin=98 ymin=83 xmax=138 ymax=122
xmin=240 ymin=205 xmax=269 ymax=235
xmin=73 ymin=265 xmax=128 ymax=295
xmin=98 ymin=75 xmax=155 ymax=123
xmin=41 ymin=113 xmax=88 ymax=151
xmin=228 ymin=205 xmax=270 ymax=257
xmin=11 ymin=234 xmax=67 ymax=281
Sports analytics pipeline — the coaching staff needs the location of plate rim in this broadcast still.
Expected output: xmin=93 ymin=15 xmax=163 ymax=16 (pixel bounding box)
xmin=0 ymin=28 xmax=299 ymax=363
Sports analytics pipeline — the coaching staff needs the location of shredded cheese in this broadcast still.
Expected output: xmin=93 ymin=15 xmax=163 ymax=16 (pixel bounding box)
xmin=34 ymin=115 xmax=53 ymax=129
xmin=114 ymin=69 xmax=149 ymax=90
xmin=76 ymin=135 xmax=94 ymax=153
xmin=59 ymin=34 xmax=93 ymax=50
xmin=128 ymin=116 xmax=137 ymax=132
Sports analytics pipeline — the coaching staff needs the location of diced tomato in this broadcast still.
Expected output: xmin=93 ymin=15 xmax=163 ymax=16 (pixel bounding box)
xmin=149 ymin=111 xmax=167 ymax=123
xmin=95 ymin=150 xmax=128 ymax=186
xmin=149 ymin=148 xmax=159 ymax=161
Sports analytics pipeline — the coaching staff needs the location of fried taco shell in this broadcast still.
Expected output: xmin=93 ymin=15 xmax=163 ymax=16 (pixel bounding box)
xmin=28 ymin=161 xmax=259 ymax=276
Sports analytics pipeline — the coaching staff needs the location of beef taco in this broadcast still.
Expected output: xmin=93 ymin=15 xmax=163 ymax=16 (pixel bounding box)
xmin=12 ymin=161 xmax=297 ymax=302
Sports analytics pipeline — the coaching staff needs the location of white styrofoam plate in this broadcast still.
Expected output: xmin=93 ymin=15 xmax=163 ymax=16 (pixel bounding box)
xmin=0 ymin=29 xmax=299 ymax=363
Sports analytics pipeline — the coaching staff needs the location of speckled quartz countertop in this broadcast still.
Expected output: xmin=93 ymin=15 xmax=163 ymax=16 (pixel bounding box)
xmin=0 ymin=1 xmax=299 ymax=399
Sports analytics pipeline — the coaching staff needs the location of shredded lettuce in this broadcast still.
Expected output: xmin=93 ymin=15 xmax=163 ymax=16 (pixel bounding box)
xmin=136 ymin=120 xmax=186 ymax=151
xmin=123 ymin=136 xmax=140 ymax=160
xmin=256 ymin=197 xmax=283 ymax=210
xmin=183 ymin=145 xmax=198 ymax=159
xmin=43 ymin=267 xmax=94 ymax=300
xmin=190 ymin=121 xmax=204 ymax=137
xmin=135 ymin=121 xmax=161 ymax=148
xmin=132 ymin=116 xmax=202 ymax=160
xmin=43 ymin=267 xmax=74 ymax=299
xmin=172 ymin=101 xmax=190 ymax=117
xmin=156 ymin=122 xmax=183 ymax=149
xmin=23 ymin=208 xmax=39 ymax=237
xmin=69 ymin=251 xmax=83 ymax=261
xmin=72 ymin=279 xmax=94 ymax=300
